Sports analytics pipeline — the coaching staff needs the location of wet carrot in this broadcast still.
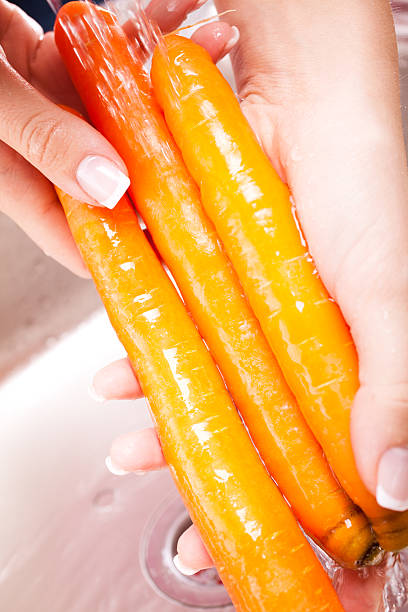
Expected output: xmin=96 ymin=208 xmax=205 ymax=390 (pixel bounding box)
xmin=54 ymin=2 xmax=378 ymax=567
xmin=55 ymin=183 xmax=344 ymax=611
xmin=150 ymin=34 xmax=408 ymax=551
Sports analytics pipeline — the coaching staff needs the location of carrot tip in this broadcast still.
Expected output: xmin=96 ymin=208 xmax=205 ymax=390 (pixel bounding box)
xmin=358 ymin=543 xmax=384 ymax=567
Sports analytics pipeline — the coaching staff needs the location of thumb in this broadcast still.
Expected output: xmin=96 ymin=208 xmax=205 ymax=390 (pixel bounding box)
xmin=0 ymin=54 xmax=129 ymax=208
xmin=350 ymin=261 xmax=408 ymax=512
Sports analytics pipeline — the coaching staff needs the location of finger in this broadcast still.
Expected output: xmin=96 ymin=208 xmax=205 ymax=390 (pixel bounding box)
xmin=191 ymin=21 xmax=239 ymax=62
xmin=146 ymin=0 xmax=207 ymax=33
xmin=107 ymin=428 xmax=166 ymax=474
xmin=0 ymin=0 xmax=43 ymax=79
xmin=0 ymin=57 xmax=130 ymax=209
xmin=351 ymin=308 xmax=408 ymax=509
xmin=175 ymin=524 xmax=213 ymax=574
xmin=91 ymin=358 xmax=143 ymax=401
xmin=0 ymin=141 xmax=89 ymax=277
xmin=0 ymin=1 xmax=82 ymax=107
xmin=29 ymin=32 xmax=85 ymax=109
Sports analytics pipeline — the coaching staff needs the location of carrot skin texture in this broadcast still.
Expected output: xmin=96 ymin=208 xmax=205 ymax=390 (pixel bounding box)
xmin=55 ymin=185 xmax=344 ymax=612
xmin=150 ymin=34 xmax=408 ymax=551
xmin=54 ymin=3 xmax=377 ymax=566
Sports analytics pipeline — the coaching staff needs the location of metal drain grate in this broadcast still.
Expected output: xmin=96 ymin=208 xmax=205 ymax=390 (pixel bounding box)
xmin=140 ymin=494 xmax=232 ymax=609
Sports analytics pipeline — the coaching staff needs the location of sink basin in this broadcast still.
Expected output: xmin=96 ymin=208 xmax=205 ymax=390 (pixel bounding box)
xmin=0 ymin=2 xmax=407 ymax=611
xmin=0 ymin=310 xmax=231 ymax=611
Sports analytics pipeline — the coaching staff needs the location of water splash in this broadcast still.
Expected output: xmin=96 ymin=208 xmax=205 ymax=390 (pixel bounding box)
xmin=45 ymin=0 xmax=62 ymax=15
xmin=392 ymin=0 xmax=408 ymax=63
xmin=58 ymin=0 xmax=162 ymax=153
xmin=383 ymin=552 xmax=408 ymax=612
xmin=106 ymin=0 xmax=161 ymax=64
xmin=310 ymin=535 xmax=408 ymax=611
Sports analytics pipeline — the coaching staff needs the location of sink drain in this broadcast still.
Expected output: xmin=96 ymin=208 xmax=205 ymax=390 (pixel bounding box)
xmin=141 ymin=494 xmax=232 ymax=609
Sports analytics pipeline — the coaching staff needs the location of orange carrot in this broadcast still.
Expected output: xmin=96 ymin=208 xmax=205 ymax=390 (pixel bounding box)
xmin=55 ymin=183 xmax=344 ymax=611
xmin=150 ymin=34 xmax=408 ymax=551
xmin=54 ymin=2 xmax=379 ymax=567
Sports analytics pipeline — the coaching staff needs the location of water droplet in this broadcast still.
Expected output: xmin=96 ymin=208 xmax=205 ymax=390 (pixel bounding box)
xmin=93 ymin=488 xmax=115 ymax=511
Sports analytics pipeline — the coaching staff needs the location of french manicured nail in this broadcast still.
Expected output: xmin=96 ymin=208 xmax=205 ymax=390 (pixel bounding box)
xmin=376 ymin=447 xmax=408 ymax=511
xmin=88 ymin=383 xmax=106 ymax=403
xmin=105 ymin=455 xmax=130 ymax=476
xmin=224 ymin=26 xmax=240 ymax=53
xmin=105 ymin=456 xmax=146 ymax=477
xmin=173 ymin=554 xmax=199 ymax=576
xmin=76 ymin=155 xmax=130 ymax=209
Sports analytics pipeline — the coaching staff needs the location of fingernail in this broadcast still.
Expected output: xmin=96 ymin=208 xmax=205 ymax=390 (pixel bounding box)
xmin=88 ymin=383 xmax=106 ymax=403
xmin=376 ymin=447 xmax=408 ymax=511
xmin=105 ymin=456 xmax=146 ymax=477
xmin=105 ymin=455 xmax=130 ymax=476
xmin=173 ymin=554 xmax=199 ymax=576
xmin=76 ymin=155 xmax=130 ymax=209
xmin=224 ymin=25 xmax=240 ymax=53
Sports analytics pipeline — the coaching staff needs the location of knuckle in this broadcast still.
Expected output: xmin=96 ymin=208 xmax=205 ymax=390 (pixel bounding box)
xmin=19 ymin=111 xmax=70 ymax=169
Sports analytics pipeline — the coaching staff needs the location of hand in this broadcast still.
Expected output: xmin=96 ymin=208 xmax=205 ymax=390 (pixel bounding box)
xmin=95 ymin=1 xmax=408 ymax=609
xmin=0 ymin=0 xmax=227 ymax=275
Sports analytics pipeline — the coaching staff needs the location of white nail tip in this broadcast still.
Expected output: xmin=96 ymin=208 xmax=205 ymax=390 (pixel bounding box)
xmin=376 ymin=485 xmax=408 ymax=512
xmin=99 ymin=173 xmax=130 ymax=209
xmin=88 ymin=383 xmax=106 ymax=403
xmin=173 ymin=554 xmax=199 ymax=576
xmin=105 ymin=455 xmax=130 ymax=476
xmin=76 ymin=155 xmax=130 ymax=209
xmin=225 ymin=26 xmax=240 ymax=52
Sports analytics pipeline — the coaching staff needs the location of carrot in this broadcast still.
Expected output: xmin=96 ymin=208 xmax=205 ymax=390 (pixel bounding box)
xmin=150 ymin=33 xmax=408 ymax=552
xmin=54 ymin=2 xmax=379 ymax=567
xmin=55 ymin=183 xmax=344 ymax=611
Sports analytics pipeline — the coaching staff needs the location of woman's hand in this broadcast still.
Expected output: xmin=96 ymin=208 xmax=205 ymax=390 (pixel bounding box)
xmin=96 ymin=1 xmax=408 ymax=609
xmin=216 ymin=1 xmax=408 ymax=519
xmin=0 ymin=0 xmax=222 ymax=274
